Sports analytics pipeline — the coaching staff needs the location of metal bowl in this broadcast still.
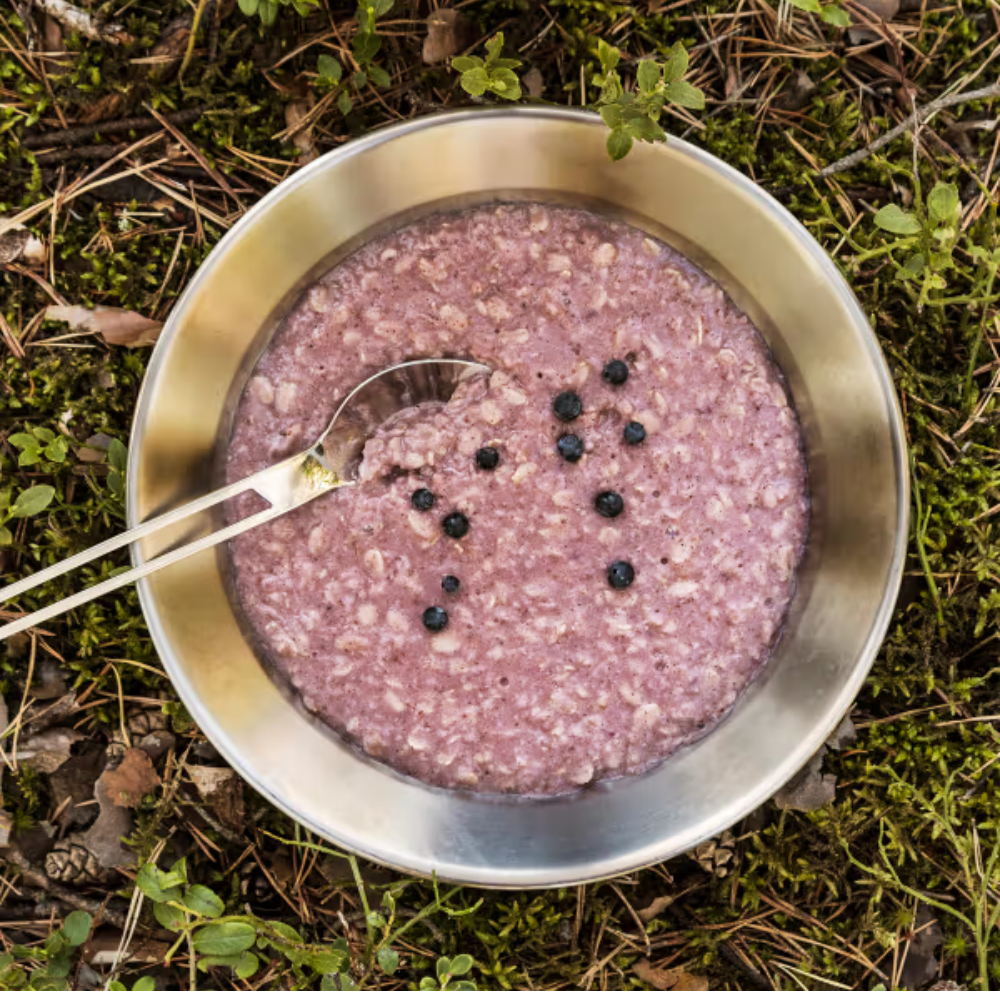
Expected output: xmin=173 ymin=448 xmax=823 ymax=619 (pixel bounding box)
xmin=128 ymin=108 xmax=907 ymax=887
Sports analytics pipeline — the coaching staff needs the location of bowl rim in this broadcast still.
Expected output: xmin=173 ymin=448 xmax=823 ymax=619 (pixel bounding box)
xmin=128 ymin=106 xmax=909 ymax=886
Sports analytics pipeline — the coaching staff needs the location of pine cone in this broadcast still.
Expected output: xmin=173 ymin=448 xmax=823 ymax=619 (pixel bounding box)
xmin=690 ymin=830 xmax=736 ymax=878
xmin=128 ymin=708 xmax=169 ymax=738
xmin=45 ymin=841 xmax=102 ymax=885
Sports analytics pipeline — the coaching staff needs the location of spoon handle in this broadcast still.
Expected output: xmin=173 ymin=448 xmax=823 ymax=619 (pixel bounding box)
xmin=0 ymin=449 xmax=343 ymax=642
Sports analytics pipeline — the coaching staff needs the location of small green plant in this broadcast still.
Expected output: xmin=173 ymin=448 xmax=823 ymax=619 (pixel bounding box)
xmin=593 ymin=39 xmax=705 ymax=161
xmin=237 ymin=0 xmax=319 ymax=27
xmin=314 ymin=0 xmax=394 ymax=115
xmin=0 ymin=483 xmax=56 ymax=546
xmin=109 ymin=976 xmax=156 ymax=991
xmin=137 ymin=858 xmax=350 ymax=988
xmin=107 ymin=437 xmax=127 ymax=502
xmin=452 ymin=35 xmax=705 ymax=161
xmin=9 ymin=425 xmax=68 ymax=467
xmin=0 ymin=910 xmax=91 ymax=990
xmin=419 ymin=954 xmax=477 ymax=991
xmin=787 ymin=0 xmax=851 ymax=28
xmin=453 ymin=33 xmax=522 ymax=101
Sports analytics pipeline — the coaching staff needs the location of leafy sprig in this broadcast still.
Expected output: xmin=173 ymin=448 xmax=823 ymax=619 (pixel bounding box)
xmin=315 ymin=0 xmax=394 ymax=116
xmin=0 ymin=483 xmax=56 ymax=546
xmin=787 ymin=0 xmax=851 ymax=28
xmin=419 ymin=954 xmax=477 ymax=991
xmin=453 ymin=33 xmax=522 ymax=101
xmin=0 ymin=910 xmax=92 ymax=990
xmin=9 ymin=425 xmax=68 ymax=467
xmin=237 ymin=0 xmax=319 ymax=27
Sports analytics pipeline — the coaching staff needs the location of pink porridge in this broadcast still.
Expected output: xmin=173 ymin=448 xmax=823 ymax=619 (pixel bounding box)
xmin=226 ymin=204 xmax=809 ymax=796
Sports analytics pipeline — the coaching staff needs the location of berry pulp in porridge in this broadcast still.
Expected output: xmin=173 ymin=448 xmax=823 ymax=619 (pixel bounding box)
xmin=226 ymin=204 xmax=809 ymax=796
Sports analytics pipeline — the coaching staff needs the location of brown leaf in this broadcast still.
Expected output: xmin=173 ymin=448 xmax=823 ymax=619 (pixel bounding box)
xmin=148 ymin=14 xmax=193 ymax=79
xmin=188 ymin=764 xmax=245 ymax=830
xmin=75 ymin=432 xmax=115 ymax=464
xmin=285 ymin=98 xmax=318 ymax=165
xmin=773 ymin=70 xmax=816 ymax=112
xmin=50 ymin=744 xmax=105 ymax=830
xmin=28 ymin=661 xmax=69 ymax=701
xmin=636 ymin=895 xmax=673 ymax=923
xmin=423 ymin=9 xmax=474 ymax=65
xmin=633 ymin=959 xmax=681 ymax=990
xmin=79 ymin=90 xmax=124 ymax=125
xmin=45 ymin=304 xmax=163 ymax=347
xmin=855 ymin=0 xmax=900 ymax=17
xmin=773 ymin=750 xmax=836 ymax=812
xmin=672 ymin=971 xmax=710 ymax=991
xmin=42 ymin=14 xmax=66 ymax=56
xmin=100 ymin=747 xmax=160 ymax=808
xmin=522 ymin=67 xmax=545 ymax=99
xmin=82 ymin=774 xmax=135 ymax=869
xmin=16 ymin=728 xmax=84 ymax=774
xmin=0 ymin=217 xmax=45 ymax=267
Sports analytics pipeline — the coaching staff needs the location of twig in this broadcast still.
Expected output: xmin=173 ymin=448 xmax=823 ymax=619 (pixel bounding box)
xmin=819 ymin=82 xmax=1000 ymax=177
xmin=21 ymin=107 xmax=208 ymax=150
xmin=179 ymin=0 xmax=210 ymax=84
xmin=34 ymin=141 xmax=160 ymax=165
xmin=31 ymin=0 xmax=132 ymax=45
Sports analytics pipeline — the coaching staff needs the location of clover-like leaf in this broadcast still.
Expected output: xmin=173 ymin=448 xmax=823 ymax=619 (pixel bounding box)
xmin=378 ymin=946 xmax=399 ymax=975
xmin=874 ymin=203 xmax=922 ymax=236
xmin=460 ymin=67 xmax=490 ymax=97
xmin=449 ymin=955 xmax=474 ymax=976
xmin=487 ymin=68 xmax=521 ymax=100
xmin=928 ymin=182 xmax=960 ymax=224
xmin=317 ymin=54 xmax=343 ymax=83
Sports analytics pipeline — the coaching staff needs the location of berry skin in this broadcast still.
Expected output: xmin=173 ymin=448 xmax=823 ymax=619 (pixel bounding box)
xmin=442 ymin=575 xmax=460 ymax=594
xmin=594 ymin=491 xmax=624 ymax=518
xmin=553 ymin=391 xmax=583 ymax=422
xmin=476 ymin=447 xmax=500 ymax=470
xmin=443 ymin=512 xmax=470 ymax=539
xmin=423 ymin=606 xmax=449 ymax=632
xmin=602 ymin=359 xmax=629 ymax=386
xmin=557 ymin=434 xmax=585 ymax=463
xmin=411 ymin=488 xmax=435 ymax=511
xmin=623 ymin=421 xmax=646 ymax=446
xmin=607 ymin=561 xmax=635 ymax=590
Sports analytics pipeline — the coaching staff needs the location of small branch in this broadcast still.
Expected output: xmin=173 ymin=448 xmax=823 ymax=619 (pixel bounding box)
xmin=819 ymin=82 xmax=1000 ymax=178
xmin=21 ymin=107 xmax=209 ymax=151
xmin=32 ymin=0 xmax=133 ymax=45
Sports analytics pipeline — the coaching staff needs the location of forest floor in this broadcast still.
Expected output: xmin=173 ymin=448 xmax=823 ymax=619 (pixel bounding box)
xmin=1 ymin=0 xmax=1000 ymax=990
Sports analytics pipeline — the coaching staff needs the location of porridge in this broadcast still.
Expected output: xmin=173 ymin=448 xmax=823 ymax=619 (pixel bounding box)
xmin=226 ymin=204 xmax=809 ymax=796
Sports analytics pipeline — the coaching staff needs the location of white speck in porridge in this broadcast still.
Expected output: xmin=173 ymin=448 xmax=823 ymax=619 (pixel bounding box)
xmin=226 ymin=204 xmax=809 ymax=796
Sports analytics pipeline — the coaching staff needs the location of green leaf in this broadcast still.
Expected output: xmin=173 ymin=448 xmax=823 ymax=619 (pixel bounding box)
xmin=338 ymin=91 xmax=354 ymax=115
xmin=451 ymin=56 xmax=482 ymax=72
xmin=460 ymin=67 xmax=490 ymax=97
xmin=184 ymin=884 xmax=224 ymax=919
xmin=874 ymin=203 xmax=922 ymax=235
xmin=9 ymin=485 xmax=55 ymax=519
xmin=663 ymin=79 xmax=705 ymax=110
xmin=371 ymin=0 xmax=394 ymax=15
xmin=607 ymin=127 xmax=633 ymax=161
xmin=449 ymin=955 xmax=474 ymax=976
xmin=377 ymin=946 xmax=399 ymax=975
xmin=238 ymin=0 xmax=260 ymax=13
xmin=437 ymin=957 xmax=452 ymax=980
xmin=153 ymin=901 xmax=185 ymax=931
xmin=0 ymin=526 xmax=11 ymax=547
xmin=165 ymin=857 xmax=188 ymax=888
xmin=8 ymin=433 xmax=38 ymax=450
xmin=820 ymin=4 xmax=851 ymax=26
xmin=368 ymin=64 xmax=391 ymax=88
xmin=0 ymin=488 xmax=10 ymax=511
xmin=259 ymin=0 xmax=279 ymax=26
xmin=108 ymin=470 xmax=124 ymax=498
xmin=351 ymin=69 xmax=368 ymax=88
xmin=46 ymin=952 xmax=71 ymax=978
xmin=234 ymin=952 xmax=259 ymax=979
xmin=61 ymin=911 xmax=92 ymax=948
xmin=636 ymin=60 xmax=660 ymax=95
xmin=627 ymin=115 xmax=666 ymax=143
xmin=17 ymin=444 xmax=42 ymax=467
xmin=484 ymin=33 xmax=505 ymax=65
xmin=788 ymin=0 xmax=821 ymax=10
xmin=449 ymin=983 xmax=477 ymax=991
xmin=928 ymin=182 xmax=960 ymax=223
xmin=133 ymin=977 xmax=156 ymax=991
xmin=490 ymin=57 xmax=522 ymax=70
xmin=293 ymin=0 xmax=316 ymax=13
xmin=420 ymin=977 xmax=438 ymax=990
xmin=597 ymin=39 xmax=620 ymax=74
xmin=317 ymin=54 xmax=342 ymax=83
xmin=32 ymin=427 xmax=54 ymax=444
xmin=192 ymin=921 xmax=256 ymax=956
xmin=366 ymin=911 xmax=386 ymax=930
xmin=109 ymin=983 xmax=126 ymax=992
xmin=266 ymin=921 xmax=304 ymax=945
xmin=352 ymin=31 xmax=381 ymax=65
xmin=487 ymin=68 xmax=521 ymax=100
xmin=660 ymin=41 xmax=689 ymax=83
xmin=599 ymin=104 xmax=623 ymax=128
xmin=108 ymin=438 xmax=127 ymax=472
xmin=899 ymin=253 xmax=926 ymax=277
xmin=309 ymin=949 xmax=347 ymax=974
xmin=43 ymin=438 xmax=67 ymax=463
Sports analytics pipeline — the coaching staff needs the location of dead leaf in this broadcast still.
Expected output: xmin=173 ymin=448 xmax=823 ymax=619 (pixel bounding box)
xmin=0 ymin=217 xmax=45 ymax=266
xmin=855 ymin=0 xmax=900 ymax=17
xmin=45 ymin=304 xmax=163 ymax=347
xmin=42 ymin=15 xmax=66 ymax=56
xmin=78 ymin=90 xmax=124 ymax=125
xmin=423 ymin=9 xmax=474 ymax=65
xmin=84 ymin=773 xmax=135 ymax=869
xmin=285 ymin=98 xmax=318 ymax=165
xmin=522 ymin=67 xmax=545 ymax=99
xmin=773 ymin=70 xmax=816 ymax=112
xmin=636 ymin=895 xmax=673 ymax=923
xmin=138 ymin=731 xmax=176 ymax=762
xmin=16 ymin=728 xmax=84 ymax=774
xmin=148 ymin=14 xmax=193 ymax=79
xmin=632 ymin=959 xmax=681 ymax=990
xmin=100 ymin=747 xmax=160 ymax=807
xmin=34 ymin=0 xmax=133 ymax=45
xmin=188 ymin=764 xmax=245 ymax=830
xmin=774 ymin=714 xmax=855 ymax=812
xmin=896 ymin=905 xmax=944 ymax=990
xmin=24 ymin=692 xmax=79 ymax=736
xmin=848 ymin=1 xmax=899 ymax=44
xmin=672 ymin=971 xmax=710 ymax=991
xmin=75 ymin=432 xmax=115 ymax=464
xmin=28 ymin=661 xmax=69 ymax=701
xmin=50 ymin=744 xmax=105 ymax=830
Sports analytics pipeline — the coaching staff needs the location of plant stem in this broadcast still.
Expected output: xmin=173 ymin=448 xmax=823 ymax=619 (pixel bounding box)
xmin=909 ymin=448 xmax=945 ymax=635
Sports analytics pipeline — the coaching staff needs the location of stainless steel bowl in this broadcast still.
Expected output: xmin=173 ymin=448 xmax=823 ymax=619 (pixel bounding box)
xmin=128 ymin=108 xmax=907 ymax=887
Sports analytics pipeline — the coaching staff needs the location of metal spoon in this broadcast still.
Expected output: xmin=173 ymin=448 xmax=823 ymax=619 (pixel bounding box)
xmin=0 ymin=358 xmax=490 ymax=641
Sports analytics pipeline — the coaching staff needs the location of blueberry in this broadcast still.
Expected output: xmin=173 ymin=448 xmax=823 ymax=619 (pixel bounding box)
xmin=476 ymin=446 xmax=500 ymax=470
xmin=442 ymin=575 xmax=460 ymax=594
xmin=443 ymin=511 xmax=469 ymax=539
xmin=602 ymin=359 xmax=629 ymax=386
xmin=607 ymin=560 xmax=635 ymax=590
xmin=623 ymin=421 xmax=646 ymax=446
xmin=557 ymin=434 xmax=585 ymax=463
xmin=422 ymin=606 xmax=449 ymax=632
xmin=411 ymin=488 xmax=435 ymax=511
xmin=553 ymin=391 xmax=583 ymax=422
xmin=594 ymin=491 xmax=624 ymax=518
